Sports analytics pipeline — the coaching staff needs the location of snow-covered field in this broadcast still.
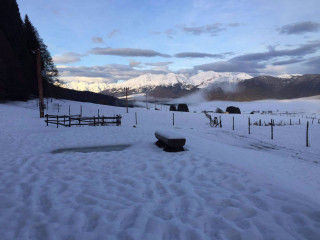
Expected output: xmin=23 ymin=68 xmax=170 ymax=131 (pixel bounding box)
xmin=0 ymin=98 xmax=320 ymax=240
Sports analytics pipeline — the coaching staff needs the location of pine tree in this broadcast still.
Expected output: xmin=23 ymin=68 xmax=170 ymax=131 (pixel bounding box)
xmin=24 ymin=15 xmax=59 ymax=86
xmin=0 ymin=0 xmax=31 ymax=100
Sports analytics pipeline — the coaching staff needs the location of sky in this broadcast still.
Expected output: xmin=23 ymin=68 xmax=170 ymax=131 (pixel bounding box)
xmin=17 ymin=0 xmax=320 ymax=84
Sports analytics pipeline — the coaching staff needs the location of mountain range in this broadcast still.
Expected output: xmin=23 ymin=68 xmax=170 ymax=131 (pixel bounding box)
xmin=59 ymin=71 xmax=320 ymax=101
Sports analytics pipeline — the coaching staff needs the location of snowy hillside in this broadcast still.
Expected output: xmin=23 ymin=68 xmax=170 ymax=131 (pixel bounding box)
xmin=60 ymin=71 xmax=253 ymax=93
xmin=0 ymin=98 xmax=320 ymax=239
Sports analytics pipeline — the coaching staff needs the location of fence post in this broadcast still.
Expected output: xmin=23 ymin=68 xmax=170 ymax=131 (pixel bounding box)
xmin=299 ymin=119 xmax=301 ymax=125
xmin=98 ymin=109 xmax=100 ymax=117
xmin=102 ymin=116 xmax=105 ymax=126
xmin=271 ymin=119 xmax=273 ymax=140
xmin=94 ymin=116 xmax=96 ymax=126
xmin=306 ymin=121 xmax=309 ymax=147
xmin=248 ymin=117 xmax=251 ymax=134
xmin=64 ymin=115 xmax=66 ymax=125
xmin=69 ymin=105 xmax=70 ymax=116
xmin=290 ymin=119 xmax=292 ymax=125
xmin=56 ymin=116 xmax=58 ymax=128
xmin=46 ymin=114 xmax=48 ymax=126
xmin=135 ymin=112 xmax=138 ymax=125
xmin=58 ymin=104 xmax=59 ymax=113
xmin=232 ymin=116 xmax=234 ymax=130
xmin=259 ymin=119 xmax=261 ymax=126
xmin=69 ymin=116 xmax=71 ymax=127
xmin=219 ymin=116 xmax=222 ymax=128
xmin=80 ymin=105 xmax=82 ymax=117
xmin=173 ymin=113 xmax=175 ymax=126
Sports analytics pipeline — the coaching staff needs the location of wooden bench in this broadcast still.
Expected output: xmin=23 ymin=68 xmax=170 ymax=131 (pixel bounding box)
xmin=155 ymin=131 xmax=186 ymax=152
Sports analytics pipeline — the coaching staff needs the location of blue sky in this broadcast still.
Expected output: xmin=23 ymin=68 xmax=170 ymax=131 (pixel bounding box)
xmin=17 ymin=0 xmax=320 ymax=83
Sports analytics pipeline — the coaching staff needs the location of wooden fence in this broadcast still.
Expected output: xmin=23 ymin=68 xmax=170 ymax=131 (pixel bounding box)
xmin=45 ymin=114 xmax=122 ymax=128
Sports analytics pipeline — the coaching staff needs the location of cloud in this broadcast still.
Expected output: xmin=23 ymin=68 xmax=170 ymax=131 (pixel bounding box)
xmin=178 ymin=22 xmax=242 ymax=36
xmin=174 ymin=52 xmax=225 ymax=58
xmin=129 ymin=59 xmax=142 ymax=68
xmin=89 ymin=47 xmax=171 ymax=57
xmin=193 ymin=60 xmax=264 ymax=73
xmin=272 ymin=58 xmax=305 ymax=66
xmin=181 ymin=23 xmax=225 ymax=36
xmin=92 ymin=37 xmax=104 ymax=43
xmin=302 ymin=56 xmax=320 ymax=73
xmin=165 ymin=29 xmax=176 ymax=39
xmin=57 ymin=63 xmax=170 ymax=83
xmin=53 ymin=52 xmax=83 ymax=64
xmin=108 ymin=29 xmax=120 ymax=39
xmin=144 ymin=62 xmax=173 ymax=66
xmin=231 ymin=41 xmax=320 ymax=62
xmin=279 ymin=21 xmax=320 ymax=35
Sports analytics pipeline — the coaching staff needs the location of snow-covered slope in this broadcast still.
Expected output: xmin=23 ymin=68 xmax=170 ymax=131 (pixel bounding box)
xmin=278 ymin=74 xmax=303 ymax=79
xmin=60 ymin=71 xmax=253 ymax=93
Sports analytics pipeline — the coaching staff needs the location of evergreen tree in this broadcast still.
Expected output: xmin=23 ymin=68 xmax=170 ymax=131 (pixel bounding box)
xmin=0 ymin=0 xmax=31 ymax=100
xmin=24 ymin=15 xmax=59 ymax=86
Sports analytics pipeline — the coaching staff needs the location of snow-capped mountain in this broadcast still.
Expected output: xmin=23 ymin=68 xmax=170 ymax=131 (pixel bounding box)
xmin=278 ymin=74 xmax=303 ymax=79
xmin=60 ymin=81 xmax=109 ymax=93
xmin=60 ymin=71 xmax=253 ymax=98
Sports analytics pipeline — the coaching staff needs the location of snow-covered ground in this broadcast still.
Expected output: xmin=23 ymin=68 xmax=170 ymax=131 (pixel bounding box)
xmin=0 ymin=98 xmax=320 ymax=240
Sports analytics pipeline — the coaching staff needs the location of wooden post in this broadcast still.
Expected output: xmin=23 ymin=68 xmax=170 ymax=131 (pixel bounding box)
xmin=125 ymin=87 xmax=129 ymax=113
xmin=259 ymin=119 xmax=261 ymax=126
xmin=290 ymin=119 xmax=291 ymax=125
xmin=232 ymin=116 xmax=234 ymax=130
xmin=64 ymin=115 xmax=66 ymax=125
xmin=299 ymin=119 xmax=301 ymax=125
xmin=306 ymin=121 xmax=309 ymax=147
xmin=58 ymin=104 xmax=59 ymax=113
xmin=69 ymin=116 xmax=71 ymax=127
xmin=80 ymin=105 xmax=82 ymax=117
xmin=219 ymin=116 xmax=222 ymax=128
xmin=248 ymin=117 xmax=251 ymax=134
xmin=56 ymin=116 xmax=58 ymax=128
xmin=271 ymin=119 xmax=273 ymax=140
xmin=46 ymin=114 xmax=48 ymax=126
xmin=36 ymin=49 xmax=44 ymax=118
xmin=173 ymin=113 xmax=175 ymax=126
xmin=98 ymin=109 xmax=100 ymax=117
xmin=69 ymin=105 xmax=70 ymax=115
xmin=135 ymin=112 xmax=137 ymax=125
xmin=94 ymin=116 xmax=96 ymax=126
xmin=102 ymin=116 xmax=105 ymax=126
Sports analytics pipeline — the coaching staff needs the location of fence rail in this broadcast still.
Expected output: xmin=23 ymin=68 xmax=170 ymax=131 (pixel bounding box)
xmin=45 ymin=114 xmax=122 ymax=128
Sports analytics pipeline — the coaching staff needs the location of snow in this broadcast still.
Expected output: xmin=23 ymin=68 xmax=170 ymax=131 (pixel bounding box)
xmin=0 ymin=98 xmax=320 ymax=240
xmin=59 ymin=71 xmax=253 ymax=93
xmin=278 ymin=74 xmax=303 ymax=79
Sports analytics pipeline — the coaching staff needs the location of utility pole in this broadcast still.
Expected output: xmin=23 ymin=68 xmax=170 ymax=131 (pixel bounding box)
xmin=125 ymin=87 xmax=129 ymax=113
xmin=36 ymin=49 xmax=44 ymax=118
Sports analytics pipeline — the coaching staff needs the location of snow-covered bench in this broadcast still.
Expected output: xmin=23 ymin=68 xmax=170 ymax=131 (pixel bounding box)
xmin=155 ymin=131 xmax=186 ymax=152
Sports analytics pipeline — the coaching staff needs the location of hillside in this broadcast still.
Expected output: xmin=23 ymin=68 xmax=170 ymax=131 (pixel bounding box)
xmin=205 ymin=74 xmax=320 ymax=101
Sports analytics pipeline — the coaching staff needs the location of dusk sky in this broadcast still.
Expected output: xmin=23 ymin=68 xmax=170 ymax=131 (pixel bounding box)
xmin=17 ymin=0 xmax=320 ymax=84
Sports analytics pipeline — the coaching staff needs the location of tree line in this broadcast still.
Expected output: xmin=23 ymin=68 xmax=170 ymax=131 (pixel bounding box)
xmin=0 ymin=0 xmax=58 ymax=101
